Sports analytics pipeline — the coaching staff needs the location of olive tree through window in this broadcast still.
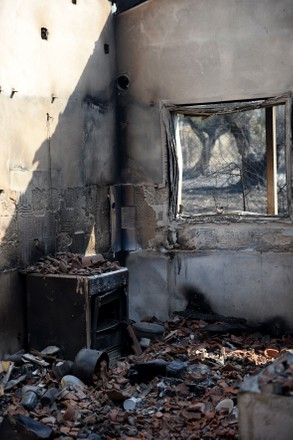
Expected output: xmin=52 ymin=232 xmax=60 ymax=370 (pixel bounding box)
xmin=164 ymin=95 xmax=292 ymax=218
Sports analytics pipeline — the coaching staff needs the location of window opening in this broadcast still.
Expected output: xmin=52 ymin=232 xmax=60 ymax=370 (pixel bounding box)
xmin=164 ymin=95 xmax=291 ymax=219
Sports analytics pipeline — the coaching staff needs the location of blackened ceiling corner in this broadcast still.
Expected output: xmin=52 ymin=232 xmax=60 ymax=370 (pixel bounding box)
xmin=113 ymin=0 xmax=150 ymax=13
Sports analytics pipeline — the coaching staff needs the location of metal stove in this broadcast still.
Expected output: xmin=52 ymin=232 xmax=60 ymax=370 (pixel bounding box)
xmin=25 ymin=268 xmax=128 ymax=360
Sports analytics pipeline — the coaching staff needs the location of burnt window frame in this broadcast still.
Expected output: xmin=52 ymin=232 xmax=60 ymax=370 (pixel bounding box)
xmin=162 ymin=93 xmax=293 ymax=221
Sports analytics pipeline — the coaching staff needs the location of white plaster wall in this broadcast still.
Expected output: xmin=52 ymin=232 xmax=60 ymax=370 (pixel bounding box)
xmin=0 ymin=0 xmax=115 ymax=191
xmin=0 ymin=0 xmax=111 ymax=98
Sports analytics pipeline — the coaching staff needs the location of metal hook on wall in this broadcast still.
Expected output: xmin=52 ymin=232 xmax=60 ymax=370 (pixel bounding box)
xmin=10 ymin=88 xmax=18 ymax=98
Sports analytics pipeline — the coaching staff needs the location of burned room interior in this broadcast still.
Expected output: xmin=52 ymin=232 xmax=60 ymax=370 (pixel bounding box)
xmin=0 ymin=0 xmax=293 ymax=438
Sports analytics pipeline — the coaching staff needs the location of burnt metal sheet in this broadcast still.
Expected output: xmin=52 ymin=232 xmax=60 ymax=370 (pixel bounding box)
xmin=26 ymin=275 xmax=88 ymax=360
xmin=85 ymin=268 xmax=128 ymax=295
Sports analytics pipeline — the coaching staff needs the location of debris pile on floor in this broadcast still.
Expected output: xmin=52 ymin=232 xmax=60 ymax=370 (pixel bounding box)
xmin=21 ymin=253 xmax=121 ymax=276
xmin=1 ymin=316 xmax=293 ymax=439
xmin=240 ymin=350 xmax=293 ymax=396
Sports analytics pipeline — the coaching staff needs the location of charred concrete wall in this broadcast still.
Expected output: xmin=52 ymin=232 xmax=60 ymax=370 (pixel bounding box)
xmin=0 ymin=0 xmax=116 ymax=357
xmin=115 ymin=0 xmax=293 ymax=326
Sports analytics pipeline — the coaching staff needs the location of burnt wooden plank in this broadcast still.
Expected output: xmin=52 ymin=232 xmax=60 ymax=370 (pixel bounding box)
xmin=266 ymin=106 xmax=277 ymax=215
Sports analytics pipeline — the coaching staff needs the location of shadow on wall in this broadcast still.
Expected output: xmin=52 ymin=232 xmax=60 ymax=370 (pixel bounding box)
xmin=0 ymin=14 xmax=117 ymax=356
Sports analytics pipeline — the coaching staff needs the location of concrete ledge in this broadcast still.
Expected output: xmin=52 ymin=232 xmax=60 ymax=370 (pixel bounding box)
xmin=239 ymin=392 xmax=293 ymax=440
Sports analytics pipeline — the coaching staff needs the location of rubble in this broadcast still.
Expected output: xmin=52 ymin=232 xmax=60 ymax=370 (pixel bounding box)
xmin=1 ymin=315 xmax=293 ymax=439
xmin=21 ymin=253 xmax=121 ymax=276
xmin=240 ymin=351 xmax=293 ymax=396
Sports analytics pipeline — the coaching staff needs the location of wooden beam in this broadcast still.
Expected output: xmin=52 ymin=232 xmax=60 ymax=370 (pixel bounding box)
xmin=266 ymin=107 xmax=278 ymax=215
xmin=285 ymin=97 xmax=292 ymax=218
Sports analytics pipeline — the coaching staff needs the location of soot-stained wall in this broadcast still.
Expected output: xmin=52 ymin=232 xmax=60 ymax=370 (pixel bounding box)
xmin=115 ymin=0 xmax=293 ymax=327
